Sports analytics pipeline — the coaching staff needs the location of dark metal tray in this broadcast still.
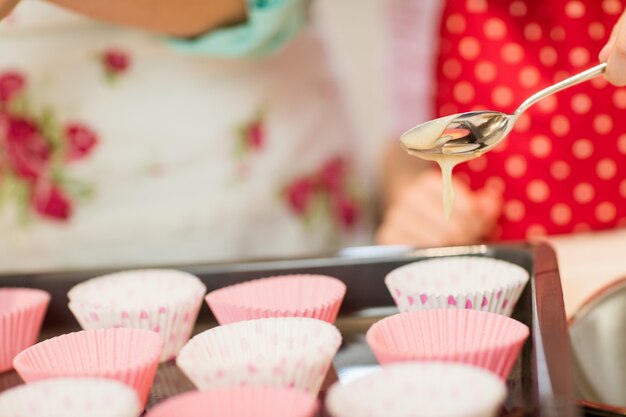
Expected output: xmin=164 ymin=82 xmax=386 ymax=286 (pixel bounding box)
xmin=0 ymin=242 xmax=578 ymax=417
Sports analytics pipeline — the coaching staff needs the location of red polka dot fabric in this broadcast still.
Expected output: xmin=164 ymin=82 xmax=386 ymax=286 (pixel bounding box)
xmin=436 ymin=0 xmax=626 ymax=240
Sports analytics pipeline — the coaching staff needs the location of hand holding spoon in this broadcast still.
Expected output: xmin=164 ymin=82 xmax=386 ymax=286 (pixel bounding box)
xmin=401 ymin=63 xmax=607 ymax=156
xmin=399 ymin=63 xmax=607 ymax=218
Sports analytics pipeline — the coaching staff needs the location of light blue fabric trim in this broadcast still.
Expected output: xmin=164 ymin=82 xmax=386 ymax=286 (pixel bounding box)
xmin=168 ymin=0 xmax=310 ymax=58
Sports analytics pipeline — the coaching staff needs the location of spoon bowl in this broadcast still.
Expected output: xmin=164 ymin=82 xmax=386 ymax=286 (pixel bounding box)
xmin=401 ymin=63 xmax=607 ymax=158
xmin=401 ymin=111 xmax=514 ymax=156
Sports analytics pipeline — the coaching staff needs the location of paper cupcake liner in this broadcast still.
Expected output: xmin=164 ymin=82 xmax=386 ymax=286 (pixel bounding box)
xmin=0 ymin=288 xmax=50 ymax=373
xmin=176 ymin=317 xmax=342 ymax=395
xmin=366 ymin=309 xmax=529 ymax=379
xmin=326 ymin=362 xmax=507 ymax=417
xmin=68 ymin=269 xmax=206 ymax=362
xmin=0 ymin=377 xmax=141 ymax=417
xmin=385 ymin=256 xmax=529 ymax=316
xmin=147 ymin=386 xmax=318 ymax=417
xmin=13 ymin=328 xmax=163 ymax=407
xmin=205 ymin=275 xmax=346 ymax=325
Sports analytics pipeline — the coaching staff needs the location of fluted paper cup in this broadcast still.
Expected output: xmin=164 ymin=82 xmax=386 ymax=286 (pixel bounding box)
xmin=0 ymin=377 xmax=141 ymax=417
xmin=326 ymin=362 xmax=506 ymax=417
xmin=366 ymin=309 xmax=529 ymax=379
xmin=13 ymin=328 xmax=163 ymax=407
xmin=205 ymin=275 xmax=346 ymax=324
xmin=147 ymin=386 xmax=318 ymax=417
xmin=68 ymin=269 xmax=206 ymax=362
xmin=385 ymin=256 xmax=529 ymax=316
xmin=176 ymin=317 xmax=341 ymax=395
xmin=0 ymin=288 xmax=50 ymax=373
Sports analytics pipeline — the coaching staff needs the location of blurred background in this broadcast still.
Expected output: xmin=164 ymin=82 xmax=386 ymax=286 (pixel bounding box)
xmin=318 ymin=0 xmax=387 ymax=169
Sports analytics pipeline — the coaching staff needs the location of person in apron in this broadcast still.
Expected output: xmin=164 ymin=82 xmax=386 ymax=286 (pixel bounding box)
xmin=379 ymin=0 xmax=626 ymax=245
xmin=0 ymin=1 xmax=372 ymax=272
xmin=378 ymin=0 xmax=626 ymax=316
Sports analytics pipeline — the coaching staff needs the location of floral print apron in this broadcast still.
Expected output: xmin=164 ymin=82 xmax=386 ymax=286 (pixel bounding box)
xmin=0 ymin=2 xmax=370 ymax=272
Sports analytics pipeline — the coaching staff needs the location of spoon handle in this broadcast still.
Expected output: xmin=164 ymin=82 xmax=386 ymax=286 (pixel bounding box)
xmin=514 ymin=63 xmax=607 ymax=116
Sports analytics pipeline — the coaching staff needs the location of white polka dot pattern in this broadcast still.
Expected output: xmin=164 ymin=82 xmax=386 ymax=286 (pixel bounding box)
xmin=431 ymin=0 xmax=626 ymax=238
xmin=572 ymin=139 xmax=594 ymax=159
xmin=505 ymin=199 xmax=525 ymax=221
xmin=539 ymin=46 xmax=558 ymax=66
xmin=526 ymin=180 xmax=549 ymax=203
xmin=602 ymin=0 xmax=623 ymax=15
xmin=459 ymin=37 xmax=481 ymax=59
xmin=612 ymin=89 xmax=626 ymax=109
xmin=550 ymin=160 xmax=571 ymax=180
xmin=573 ymin=182 xmax=594 ymax=204
xmin=505 ymin=155 xmax=527 ymax=178
xmin=571 ymin=93 xmax=591 ymax=114
xmin=485 ymin=17 xmax=507 ymax=40
xmin=524 ymin=23 xmax=542 ymax=41
xmin=529 ymin=135 xmax=551 ymax=158
xmin=565 ymin=1 xmax=586 ymax=19
xmin=551 ymin=204 xmax=572 ymax=226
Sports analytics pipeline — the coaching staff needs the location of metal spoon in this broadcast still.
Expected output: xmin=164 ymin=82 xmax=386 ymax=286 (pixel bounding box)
xmin=401 ymin=63 xmax=607 ymax=156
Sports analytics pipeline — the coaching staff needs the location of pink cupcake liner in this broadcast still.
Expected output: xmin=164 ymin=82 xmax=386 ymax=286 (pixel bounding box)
xmin=385 ymin=256 xmax=529 ymax=316
xmin=326 ymin=362 xmax=507 ymax=417
xmin=176 ymin=317 xmax=342 ymax=395
xmin=0 ymin=288 xmax=50 ymax=373
xmin=68 ymin=269 xmax=206 ymax=362
xmin=0 ymin=377 xmax=141 ymax=417
xmin=366 ymin=309 xmax=529 ymax=379
xmin=147 ymin=386 xmax=318 ymax=417
xmin=13 ymin=328 xmax=163 ymax=407
xmin=205 ymin=274 xmax=346 ymax=325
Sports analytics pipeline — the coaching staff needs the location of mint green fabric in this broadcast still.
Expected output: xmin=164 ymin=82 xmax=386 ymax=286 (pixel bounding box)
xmin=168 ymin=0 xmax=310 ymax=58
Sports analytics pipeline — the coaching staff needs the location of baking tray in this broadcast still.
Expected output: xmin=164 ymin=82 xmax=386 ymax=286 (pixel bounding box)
xmin=0 ymin=242 xmax=578 ymax=417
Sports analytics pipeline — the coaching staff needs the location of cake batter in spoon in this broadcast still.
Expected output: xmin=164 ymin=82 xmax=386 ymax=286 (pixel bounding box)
xmin=400 ymin=63 xmax=607 ymax=217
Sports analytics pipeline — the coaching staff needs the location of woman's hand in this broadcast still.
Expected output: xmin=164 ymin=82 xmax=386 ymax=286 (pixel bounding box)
xmin=599 ymin=11 xmax=626 ymax=86
xmin=0 ymin=0 xmax=19 ymax=21
xmin=43 ymin=0 xmax=245 ymax=37
xmin=376 ymin=169 xmax=502 ymax=247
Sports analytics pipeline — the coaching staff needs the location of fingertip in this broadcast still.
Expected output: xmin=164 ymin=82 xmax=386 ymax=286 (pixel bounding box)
xmin=599 ymin=44 xmax=611 ymax=63
xmin=605 ymin=26 xmax=626 ymax=86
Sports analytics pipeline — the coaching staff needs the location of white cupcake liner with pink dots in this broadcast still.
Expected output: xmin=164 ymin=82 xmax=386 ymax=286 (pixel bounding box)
xmin=0 ymin=288 xmax=50 ymax=373
xmin=176 ymin=317 xmax=342 ymax=395
xmin=0 ymin=377 xmax=141 ymax=417
xmin=385 ymin=256 xmax=529 ymax=316
xmin=325 ymin=362 xmax=506 ymax=417
xmin=68 ymin=269 xmax=206 ymax=362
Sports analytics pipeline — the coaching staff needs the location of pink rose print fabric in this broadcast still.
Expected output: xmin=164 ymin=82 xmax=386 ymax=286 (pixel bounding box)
xmin=100 ymin=48 xmax=131 ymax=83
xmin=283 ymin=157 xmax=360 ymax=230
xmin=233 ymin=110 xmax=267 ymax=179
xmin=236 ymin=111 xmax=266 ymax=157
xmin=65 ymin=124 xmax=99 ymax=161
xmin=0 ymin=70 xmax=98 ymax=222
xmin=0 ymin=72 xmax=24 ymax=102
